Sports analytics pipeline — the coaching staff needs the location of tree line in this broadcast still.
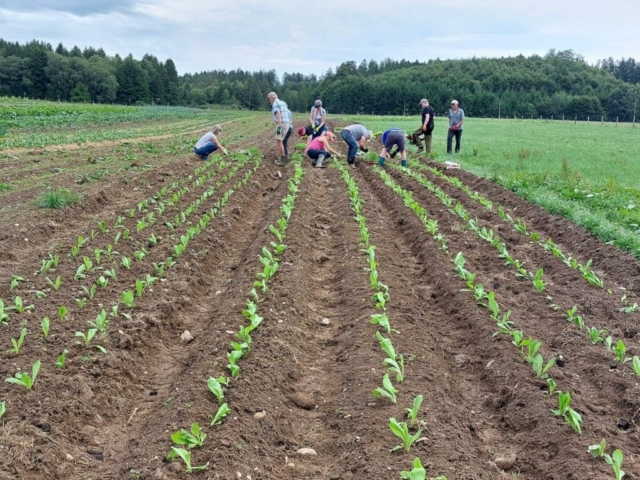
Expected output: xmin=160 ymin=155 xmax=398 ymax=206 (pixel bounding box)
xmin=1 ymin=40 xmax=639 ymax=121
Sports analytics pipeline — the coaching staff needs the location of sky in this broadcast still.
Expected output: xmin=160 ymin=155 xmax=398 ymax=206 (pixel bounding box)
xmin=1 ymin=0 xmax=639 ymax=78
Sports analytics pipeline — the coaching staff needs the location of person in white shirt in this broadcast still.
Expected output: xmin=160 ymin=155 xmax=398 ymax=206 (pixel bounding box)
xmin=193 ymin=125 xmax=227 ymax=160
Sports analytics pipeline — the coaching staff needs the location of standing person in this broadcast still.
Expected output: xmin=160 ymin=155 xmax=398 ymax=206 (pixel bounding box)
xmin=193 ymin=125 xmax=227 ymax=160
xmin=378 ymin=128 xmax=407 ymax=167
xmin=412 ymin=98 xmax=435 ymax=155
xmin=309 ymin=100 xmax=327 ymax=138
xmin=339 ymin=124 xmax=373 ymax=168
xmin=447 ymin=99 xmax=465 ymax=154
xmin=305 ymin=131 xmax=341 ymax=168
xmin=267 ymin=92 xmax=293 ymax=166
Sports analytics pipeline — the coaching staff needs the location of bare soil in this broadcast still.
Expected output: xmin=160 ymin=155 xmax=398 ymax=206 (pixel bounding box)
xmin=1 ymin=125 xmax=639 ymax=480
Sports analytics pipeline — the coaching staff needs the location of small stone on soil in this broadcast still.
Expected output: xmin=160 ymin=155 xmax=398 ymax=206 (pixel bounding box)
xmin=296 ymin=448 xmax=317 ymax=456
xmin=180 ymin=330 xmax=194 ymax=343
xmin=254 ymin=411 xmax=267 ymax=420
xmin=494 ymin=453 xmax=517 ymax=471
xmin=65 ymin=454 xmax=74 ymax=461
xmin=321 ymin=318 xmax=331 ymax=325
xmin=292 ymin=393 xmax=315 ymax=410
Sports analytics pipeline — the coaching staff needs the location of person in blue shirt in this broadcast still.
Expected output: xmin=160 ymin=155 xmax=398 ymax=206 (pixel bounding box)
xmin=267 ymin=92 xmax=293 ymax=166
xmin=378 ymin=128 xmax=406 ymax=167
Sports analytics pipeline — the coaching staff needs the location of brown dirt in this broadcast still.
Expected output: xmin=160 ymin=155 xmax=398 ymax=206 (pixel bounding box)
xmin=1 ymin=122 xmax=640 ymax=480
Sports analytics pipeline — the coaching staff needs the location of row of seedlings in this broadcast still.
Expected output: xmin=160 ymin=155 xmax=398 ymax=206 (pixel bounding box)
xmin=373 ymin=167 xmax=628 ymax=478
xmin=164 ymin=154 xmax=306 ymax=473
xmin=409 ymin=160 xmax=608 ymax=289
xmin=335 ymin=161 xmax=446 ymax=480
xmin=1 ymin=151 xmax=263 ymax=425
xmin=395 ymin=164 xmax=640 ymax=378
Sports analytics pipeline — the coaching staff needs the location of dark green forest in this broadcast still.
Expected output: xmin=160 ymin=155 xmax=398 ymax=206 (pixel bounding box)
xmin=1 ymin=39 xmax=639 ymax=121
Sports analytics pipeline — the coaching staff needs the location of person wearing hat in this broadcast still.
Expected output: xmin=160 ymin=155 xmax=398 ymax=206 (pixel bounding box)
xmin=193 ymin=124 xmax=227 ymax=160
xmin=340 ymin=124 xmax=373 ymax=168
xmin=377 ymin=128 xmax=407 ymax=167
xmin=447 ymin=100 xmax=465 ymax=154
xmin=304 ymin=130 xmax=341 ymax=168
xmin=309 ymin=100 xmax=328 ymax=138
xmin=412 ymin=99 xmax=435 ymax=155
xmin=267 ymin=92 xmax=293 ymax=166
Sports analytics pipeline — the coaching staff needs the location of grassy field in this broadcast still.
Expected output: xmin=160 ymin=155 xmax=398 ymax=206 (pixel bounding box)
xmin=341 ymin=114 xmax=640 ymax=258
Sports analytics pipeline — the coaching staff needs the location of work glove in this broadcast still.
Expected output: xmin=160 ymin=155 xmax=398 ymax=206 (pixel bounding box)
xmin=276 ymin=126 xmax=282 ymax=135
xmin=312 ymin=125 xmax=318 ymax=132
xmin=360 ymin=147 xmax=368 ymax=153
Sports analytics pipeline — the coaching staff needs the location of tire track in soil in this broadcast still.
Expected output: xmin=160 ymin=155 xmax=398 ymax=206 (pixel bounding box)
xmin=356 ymin=164 xmax=620 ymax=479
xmin=70 ymin=161 xmax=293 ymax=480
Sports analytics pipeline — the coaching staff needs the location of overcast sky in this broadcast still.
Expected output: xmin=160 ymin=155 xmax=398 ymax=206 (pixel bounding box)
xmin=1 ymin=0 xmax=638 ymax=77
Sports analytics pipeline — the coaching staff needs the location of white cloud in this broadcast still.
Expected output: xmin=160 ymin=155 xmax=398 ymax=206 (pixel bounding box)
xmin=0 ymin=0 xmax=638 ymax=76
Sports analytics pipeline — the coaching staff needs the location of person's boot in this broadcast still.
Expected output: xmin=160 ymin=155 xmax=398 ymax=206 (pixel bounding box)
xmin=315 ymin=154 xmax=326 ymax=168
xmin=401 ymin=160 xmax=407 ymax=167
xmin=275 ymin=155 xmax=288 ymax=166
xmin=377 ymin=156 xmax=385 ymax=167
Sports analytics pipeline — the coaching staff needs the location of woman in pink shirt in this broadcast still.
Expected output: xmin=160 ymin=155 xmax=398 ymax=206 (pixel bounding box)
xmin=300 ymin=129 xmax=341 ymax=168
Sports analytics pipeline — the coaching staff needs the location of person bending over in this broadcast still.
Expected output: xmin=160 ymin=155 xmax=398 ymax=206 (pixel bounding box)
xmin=193 ymin=125 xmax=227 ymax=160
xmin=340 ymin=124 xmax=373 ymax=168
xmin=378 ymin=128 xmax=407 ymax=167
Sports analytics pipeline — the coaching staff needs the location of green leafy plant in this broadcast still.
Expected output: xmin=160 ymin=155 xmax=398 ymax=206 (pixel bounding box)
xmin=45 ymin=276 xmax=62 ymax=291
xmin=376 ymin=332 xmax=404 ymax=382
xmin=370 ymin=312 xmax=398 ymax=334
xmin=75 ymin=328 xmax=98 ymax=347
xmin=373 ymin=373 xmax=398 ymax=404
xmin=58 ymin=305 xmax=68 ymax=321
xmin=171 ymin=423 xmax=207 ymax=449
xmin=7 ymin=296 xmax=34 ymax=314
xmin=0 ymin=299 xmax=10 ymax=324
xmin=589 ymin=438 xmax=606 ymax=458
xmin=566 ymin=305 xmax=584 ymax=330
xmin=165 ymin=447 xmax=209 ymax=473
xmin=0 ymin=401 xmax=5 ymax=419
xmin=76 ymin=297 xmax=87 ymax=308
xmin=41 ymin=317 xmax=50 ymax=337
xmin=210 ymin=402 xmax=231 ymax=426
xmin=55 ymin=349 xmax=68 ymax=369
xmin=547 ymin=378 xmax=557 ymax=395
xmin=605 ymin=449 xmax=625 ymax=480
xmin=405 ymin=395 xmax=424 ymax=426
xmin=10 ymin=275 xmax=24 ymax=290
xmin=389 ymin=417 xmax=422 ymax=453
xmin=613 ymin=340 xmax=630 ymax=363
xmin=88 ymin=310 xmax=109 ymax=333
xmin=121 ymin=257 xmax=132 ymax=269
xmin=81 ymin=284 xmax=97 ymax=299
xmin=5 ymin=360 xmax=41 ymax=389
xmin=529 ymin=269 xmax=546 ymax=292
xmin=135 ymin=279 xmax=145 ymax=298
xmin=121 ymin=290 xmax=135 ymax=308
xmin=551 ymin=391 xmax=583 ymax=434
xmin=7 ymin=327 xmax=27 ymax=354
xmin=400 ymin=457 xmax=426 ymax=480
xmin=588 ymin=327 xmax=607 ymax=344
xmin=632 ymin=356 xmax=640 ymax=377
xmin=532 ymin=354 xmax=556 ymax=378
xmin=207 ymin=376 xmax=225 ymax=403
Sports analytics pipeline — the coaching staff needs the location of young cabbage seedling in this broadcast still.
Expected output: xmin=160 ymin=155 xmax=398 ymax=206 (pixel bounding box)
xmin=604 ymin=449 xmax=625 ymax=480
xmin=55 ymin=349 xmax=68 ymax=369
xmin=400 ymin=457 xmax=426 ymax=480
xmin=389 ymin=418 xmax=422 ymax=453
xmin=87 ymin=310 xmax=109 ymax=333
xmin=546 ymin=378 xmax=557 ymax=395
xmin=613 ymin=340 xmax=630 ymax=364
xmin=75 ymin=328 xmax=98 ymax=347
xmin=373 ymin=373 xmax=398 ymax=404
xmin=5 ymin=360 xmax=41 ymax=389
xmin=632 ymin=356 xmax=640 ymax=377
xmin=58 ymin=305 xmax=68 ymax=322
xmin=121 ymin=257 xmax=132 ymax=269
xmin=0 ymin=401 xmax=5 ymax=419
xmin=405 ymin=395 xmax=424 ymax=426
xmin=171 ymin=423 xmax=207 ymax=449
xmin=41 ymin=317 xmax=50 ymax=337
xmin=7 ymin=327 xmax=27 ymax=354
xmin=45 ymin=276 xmax=62 ymax=291
xmin=589 ymin=438 xmax=606 ymax=458
xmin=370 ymin=313 xmax=398 ymax=334
xmin=588 ymin=327 xmax=607 ymax=345
xmin=210 ymin=402 xmax=231 ymax=426
xmin=165 ymin=447 xmax=209 ymax=473
xmin=121 ymin=291 xmax=135 ymax=308
xmin=7 ymin=296 xmax=34 ymax=314
xmin=532 ymin=354 xmax=556 ymax=378
xmin=207 ymin=377 xmax=225 ymax=403
xmin=10 ymin=275 xmax=25 ymax=291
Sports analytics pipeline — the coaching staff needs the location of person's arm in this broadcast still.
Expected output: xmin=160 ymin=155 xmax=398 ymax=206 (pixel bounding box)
xmin=309 ymin=109 xmax=314 ymax=125
xmin=358 ymin=136 xmax=368 ymax=150
xmin=320 ymin=137 xmax=340 ymax=156
xmin=318 ymin=111 xmax=326 ymax=130
xmin=458 ymin=110 xmax=464 ymax=128
xmin=423 ymin=112 xmax=430 ymax=129
xmin=213 ymin=136 xmax=227 ymax=155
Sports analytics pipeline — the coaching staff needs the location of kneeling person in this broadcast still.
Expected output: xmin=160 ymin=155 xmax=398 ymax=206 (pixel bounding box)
xmin=306 ymin=131 xmax=341 ymax=168
xmin=378 ymin=128 xmax=406 ymax=167
xmin=193 ymin=125 xmax=227 ymax=160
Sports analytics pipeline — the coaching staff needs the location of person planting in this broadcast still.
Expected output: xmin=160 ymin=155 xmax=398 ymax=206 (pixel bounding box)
xmin=378 ymin=128 xmax=407 ymax=167
xmin=305 ymin=131 xmax=341 ymax=168
xmin=267 ymin=92 xmax=293 ymax=166
xmin=340 ymin=124 xmax=373 ymax=168
xmin=193 ymin=125 xmax=227 ymax=160
xmin=447 ymin=99 xmax=465 ymax=154
xmin=309 ymin=99 xmax=328 ymax=138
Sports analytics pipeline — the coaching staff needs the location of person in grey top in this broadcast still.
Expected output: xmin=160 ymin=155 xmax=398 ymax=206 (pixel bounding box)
xmin=447 ymin=99 xmax=465 ymax=154
xmin=309 ymin=100 xmax=328 ymax=138
xmin=340 ymin=124 xmax=373 ymax=168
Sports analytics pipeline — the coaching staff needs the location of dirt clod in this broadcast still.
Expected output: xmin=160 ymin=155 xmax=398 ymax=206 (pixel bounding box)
xmin=296 ymin=448 xmax=317 ymax=456
xmin=291 ymin=393 xmax=315 ymax=410
xmin=494 ymin=453 xmax=517 ymax=471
